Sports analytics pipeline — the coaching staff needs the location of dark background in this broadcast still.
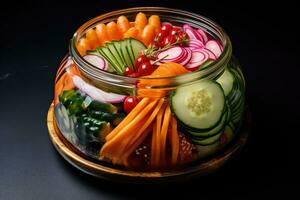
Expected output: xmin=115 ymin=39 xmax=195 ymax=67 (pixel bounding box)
xmin=0 ymin=0 xmax=299 ymax=199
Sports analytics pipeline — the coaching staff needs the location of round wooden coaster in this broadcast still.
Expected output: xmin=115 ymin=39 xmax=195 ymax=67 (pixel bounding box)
xmin=47 ymin=102 xmax=251 ymax=183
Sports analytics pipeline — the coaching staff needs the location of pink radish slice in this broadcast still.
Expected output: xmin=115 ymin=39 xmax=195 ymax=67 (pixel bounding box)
xmin=183 ymin=24 xmax=204 ymax=42
xmin=197 ymin=29 xmax=208 ymax=43
xmin=188 ymin=39 xmax=205 ymax=49
xmin=83 ymin=55 xmax=108 ymax=71
xmin=179 ymin=48 xmax=193 ymax=66
xmin=186 ymin=51 xmax=209 ymax=68
xmin=72 ymin=75 xmax=126 ymax=103
xmin=202 ymin=48 xmax=217 ymax=60
xmin=205 ymin=40 xmax=222 ymax=57
xmin=157 ymin=47 xmax=184 ymax=61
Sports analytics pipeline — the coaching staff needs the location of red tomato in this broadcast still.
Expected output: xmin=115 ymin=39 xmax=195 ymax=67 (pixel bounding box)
xmin=138 ymin=62 xmax=154 ymax=76
xmin=163 ymin=35 xmax=176 ymax=46
xmin=124 ymin=67 xmax=135 ymax=76
xmin=124 ymin=96 xmax=140 ymax=113
xmin=160 ymin=24 xmax=173 ymax=35
xmin=134 ymin=55 xmax=149 ymax=68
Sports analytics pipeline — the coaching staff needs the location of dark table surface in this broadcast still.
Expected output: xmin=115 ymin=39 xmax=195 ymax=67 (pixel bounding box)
xmin=0 ymin=1 xmax=298 ymax=199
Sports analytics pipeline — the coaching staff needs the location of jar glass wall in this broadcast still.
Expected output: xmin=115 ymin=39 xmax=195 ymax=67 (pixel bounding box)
xmin=54 ymin=7 xmax=246 ymax=171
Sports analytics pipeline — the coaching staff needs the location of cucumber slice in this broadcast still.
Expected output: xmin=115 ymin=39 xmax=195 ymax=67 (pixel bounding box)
xmin=107 ymin=42 xmax=126 ymax=71
xmin=120 ymin=39 xmax=134 ymax=68
xmin=97 ymin=47 xmax=122 ymax=74
xmin=126 ymin=39 xmax=135 ymax=66
xmin=191 ymin=131 xmax=222 ymax=145
xmin=220 ymin=125 xmax=234 ymax=145
xmin=171 ymin=81 xmax=225 ymax=129
xmin=196 ymin=141 xmax=220 ymax=158
xmin=112 ymin=41 xmax=127 ymax=67
xmin=216 ymin=69 xmax=235 ymax=96
xmin=187 ymin=108 xmax=228 ymax=137
xmin=129 ymin=38 xmax=146 ymax=59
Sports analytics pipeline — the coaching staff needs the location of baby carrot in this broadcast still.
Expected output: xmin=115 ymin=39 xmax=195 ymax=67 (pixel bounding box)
xmin=135 ymin=12 xmax=147 ymax=30
xmin=117 ymin=15 xmax=130 ymax=34
xmin=148 ymin=15 xmax=161 ymax=34
xmin=141 ymin=24 xmax=156 ymax=46
xmin=85 ymin=28 xmax=100 ymax=49
xmin=106 ymin=21 xmax=122 ymax=41
xmin=76 ymin=38 xmax=90 ymax=56
xmin=95 ymin=23 xmax=109 ymax=44
xmin=123 ymin=27 xmax=139 ymax=39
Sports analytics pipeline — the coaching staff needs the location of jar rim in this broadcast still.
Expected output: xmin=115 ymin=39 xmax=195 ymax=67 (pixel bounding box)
xmin=69 ymin=7 xmax=232 ymax=88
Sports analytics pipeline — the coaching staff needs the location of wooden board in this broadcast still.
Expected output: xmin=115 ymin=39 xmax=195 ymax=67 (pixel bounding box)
xmin=47 ymin=102 xmax=251 ymax=183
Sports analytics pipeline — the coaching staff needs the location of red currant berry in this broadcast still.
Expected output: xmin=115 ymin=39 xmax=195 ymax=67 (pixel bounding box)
xmin=124 ymin=67 xmax=135 ymax=76
xmin=134 ymin=55 xmax=149 ymax=68
xmin=138 ymin=62 xmax=154 ymax=76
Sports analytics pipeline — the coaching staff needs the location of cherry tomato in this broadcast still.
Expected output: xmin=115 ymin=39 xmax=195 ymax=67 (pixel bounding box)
xmin=163 ymin=35 xmax=176 ymax=46
xmin=124 ymin=67 xmax=135 ymax=76
xmin=138 ymin=62 xmax=154 ymax=76
xmin=134 ymin=55 xmax=149 ymax=68
xmin=160 ymin=24 xmax=173 ymax=35
xmin=124 ymin=96 xmax=140 ymax=113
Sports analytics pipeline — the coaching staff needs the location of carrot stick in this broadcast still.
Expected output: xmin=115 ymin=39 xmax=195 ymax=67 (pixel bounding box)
xmin=153 ymin=102 xmax=166 ymax=166
xmin=105 ymin=98 xmax=150 ymax=141
xmin=150 ymin=121 xmax=157 ymax=168
xmin=170 ymin=116 xmax=179 ymax=165
xmin=123 ymin=124 xmax=153 ymax=167
xmin=160 ymin=104 xmax=171 ymax=165
xmin=100 ymin=99 xmax=157 ymax=160
xmin=122 ymin=98 xmax=165 ymax=161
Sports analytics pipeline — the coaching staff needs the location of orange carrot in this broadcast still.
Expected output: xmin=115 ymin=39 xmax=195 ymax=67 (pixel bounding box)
xmin=117 ymin=15 xmax=130 ymax=34
xmin=153 ymin=102 xmax=166 ymax=166
xmin=150 ymin=121 xmax=157 ymax=167
xmin=122 ymin=98 xmax=165 ymax=159
xmin=95 ymin=23 xmax=109 ymax=44
xmin=130 ymin=22 xmax=135 ymax=27
xmin=106 ymin=21 xmax=122 ymax=41
xmin=170 ymin=116 xmax=179 ymax=165
xmin=105 ymin=98 xmax=150 ymax=141
xmin=123 ymin=124 xmax=153 ymax=167
xmin=160 ymin=104 xmax=171 ymax=165
xmin=123 ymin=27 xmax=139 ymax=39
xmin=85 ymin=28 xmax=100 ymax=49
xmin=148 ymin=15 xmax=161 ymax=34
xmin=138 ymin=62 xmax=189 ymax=98
xmin=76 ymin=38 xmax=90 ymax=56
xmin=104 ymin=100 xmax=158 ymax=153
xmin=141 ymin=24 xmax=156 ymax=46
xmin=135 ymin=12 xmax=148 ymax=30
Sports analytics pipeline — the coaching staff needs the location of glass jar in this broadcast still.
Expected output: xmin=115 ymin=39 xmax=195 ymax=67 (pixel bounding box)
xmin=54 ymin=7 xmax=246 ymax=171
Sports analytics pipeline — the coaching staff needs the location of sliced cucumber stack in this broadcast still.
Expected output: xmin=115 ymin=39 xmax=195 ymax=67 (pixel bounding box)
xmin=89 ymin=38 xmax=146 ymax=75
xmin=171 ymin=80 xmax=226 ymax=130
xmin=216 ymin=69 xmax=235 ymax=96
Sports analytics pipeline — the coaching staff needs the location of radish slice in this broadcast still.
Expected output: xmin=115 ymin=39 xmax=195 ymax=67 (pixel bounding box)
xmin=157 ymin=47 xmax=184 ymax=61
xmin=72 ymin=75 xmax=126 ymax=103
xmin=186 ymin=51 xmax=209 ymax=69
xmin=179 ymin=48 xmax=193 ymax=66
xmin=183 ymin=24 xmax=204 ymax=42
xmin=188 ymin=39 xmax=205 ymax=49
xmin=83 ymin=55 xmax=108 ymax=71
xmin=202 ymin=48 xmax=217 ymax=60
xmin=205 ymin=40 xmax=222 ymax=57
xmin=197 ymin=29 xmax=208 ymax=43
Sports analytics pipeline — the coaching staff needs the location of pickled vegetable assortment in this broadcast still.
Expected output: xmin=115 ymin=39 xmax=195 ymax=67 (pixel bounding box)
xmin=55 ymin=12 xmax=245 ymax=170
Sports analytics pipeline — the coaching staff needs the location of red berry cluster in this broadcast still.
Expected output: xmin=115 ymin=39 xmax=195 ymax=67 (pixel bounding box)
xmin=153 ymin=24 xmax=189 ymax=48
